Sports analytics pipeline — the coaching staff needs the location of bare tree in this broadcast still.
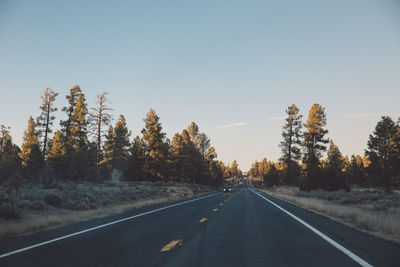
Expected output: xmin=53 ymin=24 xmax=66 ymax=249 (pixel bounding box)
xmin=89 ymin=92 xmax=113 ymax=166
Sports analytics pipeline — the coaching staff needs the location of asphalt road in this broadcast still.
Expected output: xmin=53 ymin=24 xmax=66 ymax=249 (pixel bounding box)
xmin=1 ymin=180 xmax=399 ymax=266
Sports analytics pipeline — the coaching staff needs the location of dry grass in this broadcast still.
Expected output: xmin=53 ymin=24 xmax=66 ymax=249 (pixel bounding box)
xmin=259 ymin=186 xmax=400 ymax=244
xmin=0 ymin=181 xmax=215 ymax=238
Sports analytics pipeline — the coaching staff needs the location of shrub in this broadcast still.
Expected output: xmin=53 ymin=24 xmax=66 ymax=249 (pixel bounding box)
xmin=30 ymin=200 xmax=47 ymax=210
xmin=44 ymin=193 xmax=62 ymax=206
xmin=0 ymin=204 xmax=20 ymax=220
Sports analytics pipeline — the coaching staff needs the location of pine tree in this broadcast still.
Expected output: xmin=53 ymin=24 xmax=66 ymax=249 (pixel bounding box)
xmin=89 ymin=92 xmax=112 ymax=166
xmin=365 ymin=116 xmax=397 ymax=192
xmin=302 ymin=104 xmax=329 ymax=190
xmin=36 ymin=87 xmax=58 ymax=160
xmin=208 ymin=160 xmax=224 ymax=186
xmin=112 ymin=115 xmax=131 ymax=170
xmin=263 ymin=162 xmax=279 ymax=187
xmin=48 ymin=130 xmax=67 ymax=179
xmin=205 ymin=146 xmax=217 ymax=161
xmin=141 ymin=109 xmax=169 ymax=180
xmin=186 ymin=122 xmax=200 ymax=146
xmin=0 ymin=125 xmax=12 ymax=154
xmin=19 ymin=117 xmax=44 ymax=179
xmin=259 ymin=158 xmax=269 ymax=177
xmin=303 ymin=104 xmax=329 ymax=168
xmin=70 ymin=93 xmax=91 ymax=180
xmin=169 ymin=132 xmax=191 ymax=182
xmin=181 ymin=129 xmax=202 ymax=183
xmin=279 ymin=104 xmax=302 ymax=185
xmin=324 ymin=140 xmax=348 ymax=191
xmin=249 ymin=160 xmax=260 ymax=178
xmin=0 ymin=125 xmax=21 ymax=184
xmin=326 ymin=140 xmax=344 ymax=172
xmin=127 ymin=136 xmax=146 ymax=181
xmin=348 ymin=154 xmax=366 ymax=186
xmin=198 ymin=133 xmax=211 ymax=159
xmin=61 ymin=85 xmax=82 ymax=141
xmin=70 ymin=93 xmax=89 ymax=150
xmin=230 ymin=160 xmax=240 ymax=178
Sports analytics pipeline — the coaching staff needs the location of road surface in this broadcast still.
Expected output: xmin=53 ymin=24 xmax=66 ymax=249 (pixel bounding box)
xmin=1 ymin=180 xmax=399 ymax=266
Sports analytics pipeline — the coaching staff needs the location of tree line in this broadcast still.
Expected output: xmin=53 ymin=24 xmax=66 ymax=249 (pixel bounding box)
xmin=0 ymin=85 xmax=242 ymax=191
xmin=249 ymin=104 xmax=400 ymax=192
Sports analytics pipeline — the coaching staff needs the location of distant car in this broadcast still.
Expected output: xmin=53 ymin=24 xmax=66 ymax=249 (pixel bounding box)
xmin=223 ymin=187 xmax=231 ymax=193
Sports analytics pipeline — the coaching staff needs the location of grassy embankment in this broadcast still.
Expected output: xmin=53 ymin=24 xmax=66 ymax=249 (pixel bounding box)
xmin=249 ymin=177 xmax=400 ymax=244
xmin=0 ymin=181 xmax=216 ymax=238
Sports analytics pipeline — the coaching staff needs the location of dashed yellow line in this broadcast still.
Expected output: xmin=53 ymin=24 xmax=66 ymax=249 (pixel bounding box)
xmin=213 ymin=208 xmax=219 ymax=212
xmin=199 ymin=217 xmax=208 ymax=223
xmin=161 ymin=239 xmax=183 ymax=252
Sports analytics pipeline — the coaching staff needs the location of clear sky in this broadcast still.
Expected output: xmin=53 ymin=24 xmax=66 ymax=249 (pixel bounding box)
xmin=0 ymin=0 xmax=399 ymax=170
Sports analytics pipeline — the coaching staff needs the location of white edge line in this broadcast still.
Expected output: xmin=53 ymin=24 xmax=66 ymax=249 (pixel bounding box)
xmin=0 ymin=192 xmax=220 ymax=259
xmin=248 ymin=188 xmax=373 ymax=267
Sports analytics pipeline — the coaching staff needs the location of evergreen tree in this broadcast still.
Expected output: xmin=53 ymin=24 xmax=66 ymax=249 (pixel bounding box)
xmin=302 ymin=104 xmax=329 ymax=190
xmin=205 ymin=146 xmax=217 ymax=161
xmin=263 ymin=163 xmax=279 ymax=187
xmin=70 ymin=93 xmax=89 ymax=150
xmin=36 ymin=87 xmax=58 ymax=160
xmin=48 ymin=130 xmax=67 ymax=179
xmin=181 ymin=129 xmax=203 ymax=184
xmin=0 ymin=125 xmax=21 ymax=184
xmin=249 ymin=160 xmax=260 ymax=178
xmin=59 ymin=87 xmax=94 ymax=180
xmin=230 ymin=160 xmax=240 ymax=178
xmin=279 ymin=104 xmax=303 ymax=185
xmin=0 ymin=125 xmax=12 ymax=154
xmin=365 ymin=116 xmax=398 ymax=192
xmin=169 ymin=132 xmax=191 ymax=182
xmin=70 ymin=93 xmax=92 ymax=180
xmin=324 ymin=140 xmax=348 ymax=191
xmin=19 ymin=116 xmax=44 ymax=179
xmin=258 ymin=158 xmax=269 ymax=177
xmin=186 ymin=122 xmax=200 ymax=146
xmin=60 ymin=85 xmax=82 ymax=141
xmin=326 ymin=140 xmax=344 ymax=172
xmin=112 ymin=115 xmax=131 ymax=170
xmin=127 ymin=136 xmax=146 ymax=181
xmin=348 ymin=154 xmax=366 ymax=186
xmin=208 ymin=160 xmax=224 ymax=186
xmin=198 ymin=133 xmax=211 ymax=159
xmin=141 ymin=109 xmax=169 ymax=180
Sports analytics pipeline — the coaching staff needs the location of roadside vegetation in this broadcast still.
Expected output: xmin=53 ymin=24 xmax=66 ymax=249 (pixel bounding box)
xmin=249 ymin=103 xmax=400 ymax=244
xmin=255 ymin=185 xmax=400 ymax=244
xmin=0 ymin=86 xmax=243 ymax=236
xmin=0 ymin=180 xmax=214 ymax=238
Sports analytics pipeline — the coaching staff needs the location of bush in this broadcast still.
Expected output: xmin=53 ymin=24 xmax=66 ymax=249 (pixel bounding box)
xmin=0 ymin=204 xmax=20 ymax=220
xmin=44 ymin=193 xmax=62 ymax=207
xmin=30 ymin=200 xmax=47 ymax=210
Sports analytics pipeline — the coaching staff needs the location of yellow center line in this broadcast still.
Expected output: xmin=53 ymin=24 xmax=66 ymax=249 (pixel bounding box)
xmin=199 ymin=217 xmax=208 ymax=223
xmin=213 ymin=208 xmax=219 ymax=212
xmin=161 ymin=239 xmax=183 ymax=252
